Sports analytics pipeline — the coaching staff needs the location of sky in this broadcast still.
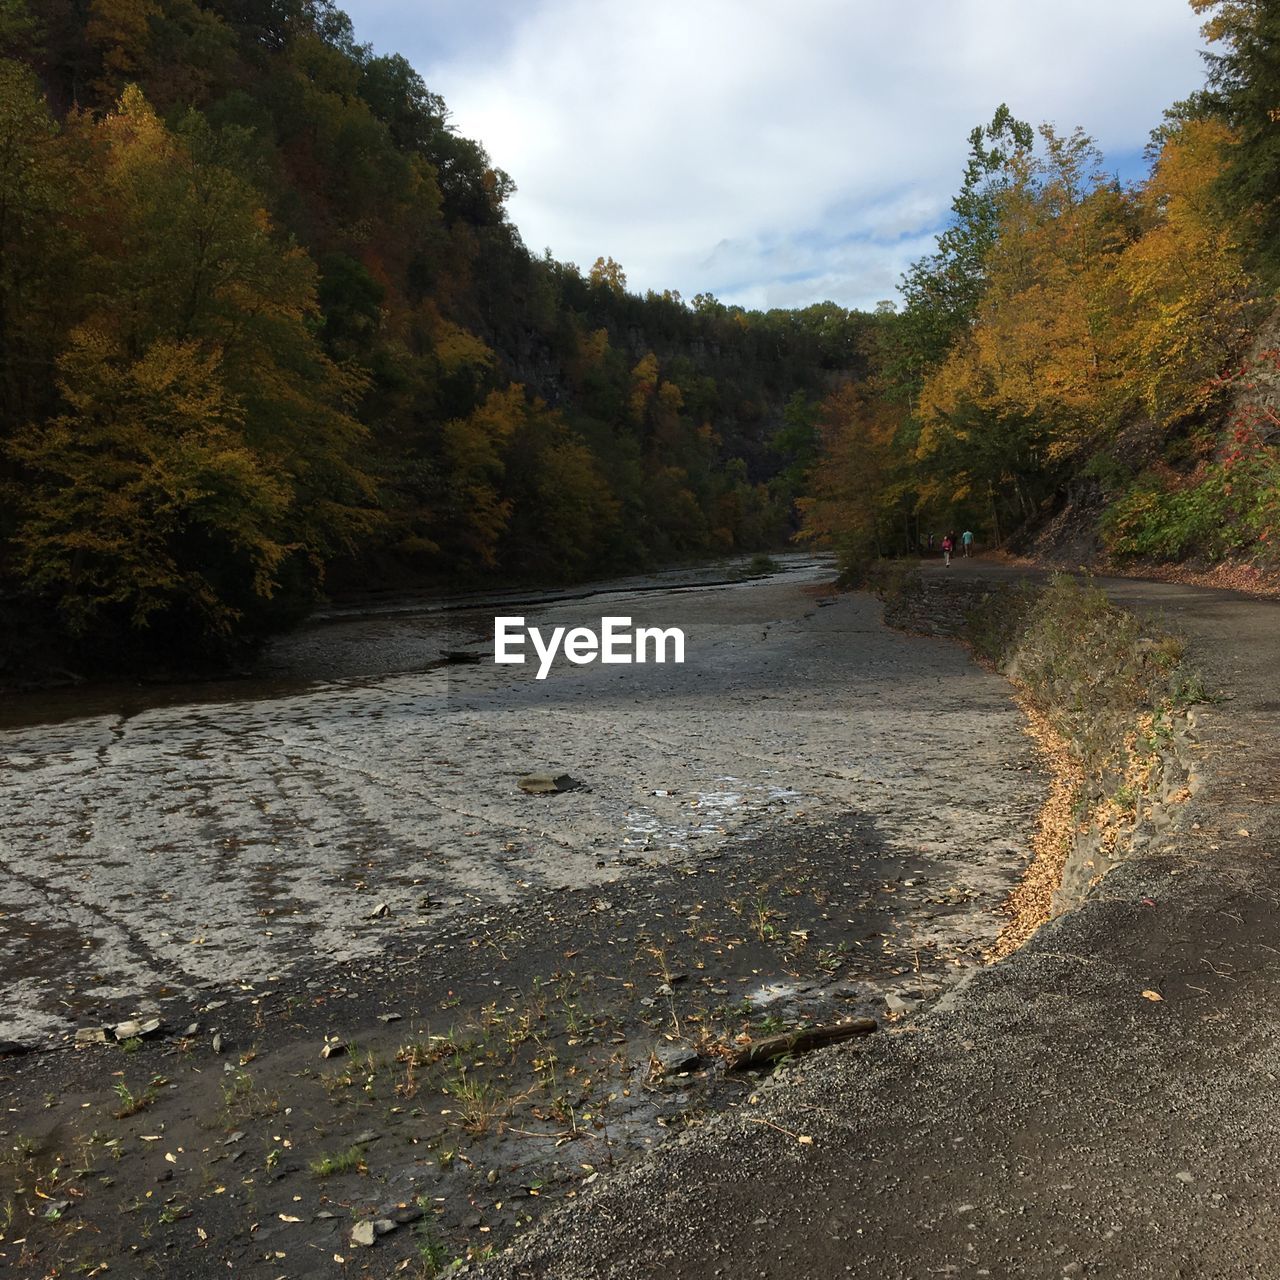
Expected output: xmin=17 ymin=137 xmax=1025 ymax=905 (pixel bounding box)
xmin=340 ymin=1 xmax=1211 ymax=313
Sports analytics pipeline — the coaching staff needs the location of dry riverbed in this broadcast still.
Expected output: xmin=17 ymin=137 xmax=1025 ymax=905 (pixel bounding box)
xmin=0 ymin=557 xmax=1045 ymax=1277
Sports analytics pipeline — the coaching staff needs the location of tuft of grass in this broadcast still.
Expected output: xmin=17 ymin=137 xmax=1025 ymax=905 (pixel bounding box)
xmin=113 ymin=1078 xmax=159 ymax=1119
xmin=442 ymin=1065 xmax=506 ymax=1136
xmin=308 ymin=1145 xmax=365 ymax=1178
xmin=750 ymin=890 xmax=777 ymax=941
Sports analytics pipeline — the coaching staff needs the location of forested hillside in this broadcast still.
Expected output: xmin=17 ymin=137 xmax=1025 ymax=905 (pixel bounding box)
xmin=0 ymin=0 xmax=868 ymax=671
xmin=804 ymin=0 xmax=1280 ymax=579
xmin=7 ymin=0 xmax=1275 ymax=677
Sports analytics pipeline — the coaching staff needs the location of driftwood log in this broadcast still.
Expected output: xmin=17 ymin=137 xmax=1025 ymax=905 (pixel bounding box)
xmin=729 ymin=1018 xmax=878 ymax=1071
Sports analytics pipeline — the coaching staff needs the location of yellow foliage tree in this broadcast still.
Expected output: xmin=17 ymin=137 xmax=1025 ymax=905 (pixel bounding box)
xmin=439 ymin=385 xmax=524 ymax=568
xmin=799 ymin=382 xmax=905 ymax=566
xmin=628 ymin=352 xmax=659 ymax=424
xmin=11 ymin=85 xmax=374 ymax=645
xmin=921 ymin=128 xmax=1134 ymax=462
xmin=1113 ymin=117 xmax=1256 ymax=422
xmin=13 ymin=330 xmax=292 ymax=635
xmin=588 ymin=255 xmax=627 ymax=293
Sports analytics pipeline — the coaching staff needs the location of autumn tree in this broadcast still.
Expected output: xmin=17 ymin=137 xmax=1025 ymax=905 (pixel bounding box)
xmin=915 ymin=126 xmax=1138 ymax=528
xmin=1114 ymin=116 xmax=1257 ymax=422
xmin=10 ymin=86 xmax=374 ymax=652
xmin=589 ymin=255 xmax=627 ymax=294
xmin=799 ymin=381 xmax=907 ymax=570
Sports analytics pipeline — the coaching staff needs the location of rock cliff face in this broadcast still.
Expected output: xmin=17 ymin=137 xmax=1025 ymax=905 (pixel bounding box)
xmin=1223 ymin=307 xmax=1280 ymax=450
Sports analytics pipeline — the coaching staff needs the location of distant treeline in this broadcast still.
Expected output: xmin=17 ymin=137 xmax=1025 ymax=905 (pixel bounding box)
xmin=803 ymin=2 xmax=1280 ymax=576
xmin=0 ymin=0 xmax=871 ymax=670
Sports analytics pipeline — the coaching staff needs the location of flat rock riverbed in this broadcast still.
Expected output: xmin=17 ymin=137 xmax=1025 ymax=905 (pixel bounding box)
xmin=0 ymin=558 xmax=1046 ymax=1276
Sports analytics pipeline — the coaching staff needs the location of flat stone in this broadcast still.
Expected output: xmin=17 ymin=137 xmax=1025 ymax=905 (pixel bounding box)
xmin=653 ymin=1043 xmax=700 ymax=1074
xmin=114 ymin=1018 xmax=161 ymax=1041
xmin=518 ymin=772 xmax=581 ymax=795
xmin=350 ymin=1220 xmax=377 ymax=1247
xmin=75 ymin=1027 xmax=108 ymax=1045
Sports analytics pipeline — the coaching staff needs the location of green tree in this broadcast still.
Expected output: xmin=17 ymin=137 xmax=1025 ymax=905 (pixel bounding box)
xmin=893 ymin=104 xmax=1034 ymax=397
xmin=0 ymin=59 xmax=76 ymax=438
xmin=1193 ymin=0 xmax=1280 ymax=278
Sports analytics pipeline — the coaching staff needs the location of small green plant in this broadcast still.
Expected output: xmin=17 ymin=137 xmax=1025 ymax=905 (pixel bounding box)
xmin=443 ymin=1065 xmax=505 ymax=1136
xmin=221 ymin=1069 xmax=252 ymax=1106
xmin=750 ymin=890 xmax=777 ymax=941
xmin=308 ymin=1146 xmax=365 ymax=1178
xmin=413 ymin=1216 xmax=451 ymax=1276
xmin=113 ymin=1078 xmax=158 ymax=1119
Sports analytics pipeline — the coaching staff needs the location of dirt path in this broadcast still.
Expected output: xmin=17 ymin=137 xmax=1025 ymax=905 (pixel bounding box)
xmin=0 ymin=561 xmax=1047 ymax=1277
xmin=486 ymin=561 xmax=1280 ymax=1280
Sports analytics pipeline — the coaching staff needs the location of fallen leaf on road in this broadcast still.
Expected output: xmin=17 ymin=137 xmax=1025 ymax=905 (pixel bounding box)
xmin=798 ymin=1135 xmax=814 ymax=1145
xmin=1142 ymin=990 xmax=1164 ymax=1002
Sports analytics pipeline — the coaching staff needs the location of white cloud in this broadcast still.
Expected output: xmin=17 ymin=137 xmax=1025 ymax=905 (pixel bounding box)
xmin=343 ymin=0 xmax=1208 ymax=310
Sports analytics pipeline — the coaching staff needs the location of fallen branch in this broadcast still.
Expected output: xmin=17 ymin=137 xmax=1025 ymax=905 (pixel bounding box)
xmin=729 ymin=1019 xmax=877 ymax=1071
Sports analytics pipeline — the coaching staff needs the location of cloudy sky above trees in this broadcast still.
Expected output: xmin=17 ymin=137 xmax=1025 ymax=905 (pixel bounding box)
xmin=342 ymin=0 xmax=1209 ymax=311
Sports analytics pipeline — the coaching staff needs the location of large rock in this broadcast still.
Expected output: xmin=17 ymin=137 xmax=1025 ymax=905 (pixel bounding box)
xmin=652 ymin=1043 xmax=700 ymax=1075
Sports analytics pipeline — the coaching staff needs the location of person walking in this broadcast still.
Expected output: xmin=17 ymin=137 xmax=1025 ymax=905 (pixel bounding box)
xmin=962 ymin=529 xmax=974 ymax=558
xmin=941 ymin=532 xmax=954 ymax=567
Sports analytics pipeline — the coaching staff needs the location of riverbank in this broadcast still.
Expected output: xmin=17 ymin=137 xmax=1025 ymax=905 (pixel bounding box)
xmin=0 ymin=560 xmax=1046 ymax=1276
xmin=487 ymin=563 xmax=1280 ymax=1280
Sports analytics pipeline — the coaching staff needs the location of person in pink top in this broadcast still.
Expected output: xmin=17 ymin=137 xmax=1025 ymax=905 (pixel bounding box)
xmin=941 ymin=532 xmax=954 ymax=566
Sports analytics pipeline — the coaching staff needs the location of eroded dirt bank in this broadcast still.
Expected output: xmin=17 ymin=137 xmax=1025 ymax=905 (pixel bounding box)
xmin=0 ymin=560 xmax=1046 ymax=1276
